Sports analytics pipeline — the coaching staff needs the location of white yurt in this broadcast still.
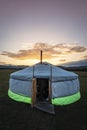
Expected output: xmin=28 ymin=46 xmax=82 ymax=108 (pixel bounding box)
xmin=8 ymin=62 xmax=81 ymax=107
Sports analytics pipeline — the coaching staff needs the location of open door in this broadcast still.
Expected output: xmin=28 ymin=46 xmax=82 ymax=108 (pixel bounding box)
xmin=34 ymin=78 xmax=55 ymax=114
xmin=36 ymin=78 xmax=49 ymax=102
xmin=31 ymin=78 xmax=55 ymax=114
xmin=31 ymin=78 xmax=37 ymax=108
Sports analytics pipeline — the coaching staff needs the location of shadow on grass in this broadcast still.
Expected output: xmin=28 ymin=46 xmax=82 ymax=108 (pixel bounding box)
xmin=0 ymin=70 xmax=87 ymax=130
xmin=0 ymin=96 xmax=87 ymax=130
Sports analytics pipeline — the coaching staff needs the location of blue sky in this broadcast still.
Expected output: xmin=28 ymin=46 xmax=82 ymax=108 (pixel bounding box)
xmin=0 ymin=0 xmax=87 ymax=65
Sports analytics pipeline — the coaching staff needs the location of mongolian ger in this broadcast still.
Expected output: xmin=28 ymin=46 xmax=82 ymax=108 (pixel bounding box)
xmin=8 ymin=51 xmax=81 ymax=114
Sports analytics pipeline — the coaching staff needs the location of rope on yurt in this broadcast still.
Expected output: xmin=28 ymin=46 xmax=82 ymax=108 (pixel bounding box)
xmin=49 ymin=65 xmax=52 ymax=103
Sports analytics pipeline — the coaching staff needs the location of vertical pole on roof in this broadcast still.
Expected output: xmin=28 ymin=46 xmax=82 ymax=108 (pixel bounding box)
xmin=40 ymin=50 xmax=42 ymax=64
xmin=33 ymin=65 xmax=34 ymax=78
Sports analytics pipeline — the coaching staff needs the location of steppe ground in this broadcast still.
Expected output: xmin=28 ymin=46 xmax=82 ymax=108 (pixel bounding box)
xmin=0 ymin=70 xmax=87 ymax=130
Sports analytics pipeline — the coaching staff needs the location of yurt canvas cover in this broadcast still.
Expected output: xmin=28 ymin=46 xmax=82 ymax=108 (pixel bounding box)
xmin=8 ymin=63 xmax=81 ymax=106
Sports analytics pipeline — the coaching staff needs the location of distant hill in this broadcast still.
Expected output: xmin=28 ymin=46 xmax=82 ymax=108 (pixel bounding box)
xmin=0 ymin=65 xmax=29 ymax=70
xmin=58 ymin=59 xmax=87 ymax=71
xmin=0 ymin=59 xmax=87 ymax=71
xmin=60 ymin=59 xmax=87 ymax=67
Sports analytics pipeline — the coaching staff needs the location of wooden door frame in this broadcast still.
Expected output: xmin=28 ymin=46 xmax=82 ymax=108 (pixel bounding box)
xmin=31 ymin=78 xmax=37 ymax=108
xmin=31 ymin=78 xmax=52 ymax=107
xmin=49 ymin=80 xmax=52 ymax=103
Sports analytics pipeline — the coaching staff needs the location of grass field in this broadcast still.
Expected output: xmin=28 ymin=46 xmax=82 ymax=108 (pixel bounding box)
xmin=0 ymin=70 xmax=87 ymax=130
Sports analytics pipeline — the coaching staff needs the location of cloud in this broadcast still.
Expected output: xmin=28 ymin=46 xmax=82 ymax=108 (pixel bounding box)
xmin=59 ymin=59 xmax=66 ymax=62
xmin=33 ymin=43 xmax=61 ymax=55
xmin=1 ymin=50 xmax=40 ymax=60
xmin=82 ymin=55 xmax=87 ymax=59
xmin=0 ymin=61 xmax=6 ymax=65
xmin=55 ymin=43 xmax=87 ymax=53
xmin=52 ymin=43 xmax=87 ymax=54
xmin=0 ymin=43 xmax=87 ymax=61
xmin=34 ymin=43 xmax=50 ymax=50
xmin=70 ymin=46 xmax=87 ymax=53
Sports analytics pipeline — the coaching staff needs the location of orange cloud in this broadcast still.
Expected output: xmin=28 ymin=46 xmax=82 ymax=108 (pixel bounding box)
xmin=0 ymin=43 xmax=87 ymax=62
xmin=59 ymin=59 xmax=66 ymax=62
xmin=82 ymin=55 xmax=87 ymax=59
xmin=0 ymin=61 xmax=6 ymax=65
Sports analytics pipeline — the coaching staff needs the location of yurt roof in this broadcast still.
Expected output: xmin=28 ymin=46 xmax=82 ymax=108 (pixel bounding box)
xmin=10 ymin=62 xmax=78 ymax=81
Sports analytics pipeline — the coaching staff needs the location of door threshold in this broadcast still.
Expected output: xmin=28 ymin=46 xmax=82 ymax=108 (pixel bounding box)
xmin=35 ymin=101 xmax=55 ymax=115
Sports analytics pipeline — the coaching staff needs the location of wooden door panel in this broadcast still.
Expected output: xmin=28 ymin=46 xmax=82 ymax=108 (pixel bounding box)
xmin=49 ymin=80 xmax=52 ymax=103
xmin=31 ymin=78 xmax=37 ymax=108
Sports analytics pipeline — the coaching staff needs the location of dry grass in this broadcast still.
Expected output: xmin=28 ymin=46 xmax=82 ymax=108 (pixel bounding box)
xmin=0 ymin=69 xmax=87 ymax=130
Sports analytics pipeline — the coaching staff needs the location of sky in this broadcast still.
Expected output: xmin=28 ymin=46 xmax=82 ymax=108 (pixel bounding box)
xmin=0 ymin=0 xmax=87 ymax=66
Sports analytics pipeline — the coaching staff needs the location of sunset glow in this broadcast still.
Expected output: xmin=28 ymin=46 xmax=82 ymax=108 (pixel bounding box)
xmin=0 ymin=0 xmax=87 ymax=66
